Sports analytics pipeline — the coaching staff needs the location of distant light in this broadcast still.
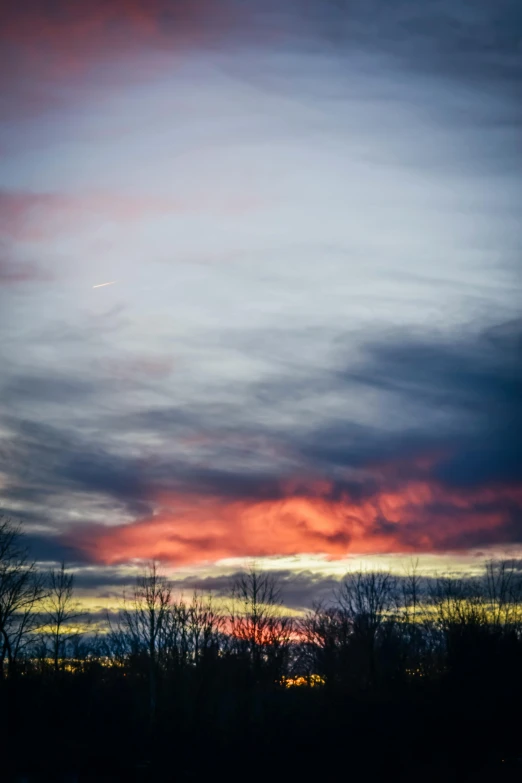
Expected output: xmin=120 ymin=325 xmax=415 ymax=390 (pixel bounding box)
xmin=92 ymin=281 xmax=116 ymax=289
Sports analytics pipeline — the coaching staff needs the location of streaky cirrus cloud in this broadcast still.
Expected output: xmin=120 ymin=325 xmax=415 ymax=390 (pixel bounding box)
xmin=0 ymin=246 xmax=53 ymax=285
xmin=1 ymin=0 xmax=521 ymax=589
xmin=0 ymin=0 xmax=240 ymax=73
xmin=0 ymin=189 xmax=261 ymax=241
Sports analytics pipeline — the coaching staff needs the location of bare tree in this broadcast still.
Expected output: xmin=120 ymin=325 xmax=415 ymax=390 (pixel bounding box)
xmin=229 ymin=566 xmax=293 ymax=683
xmin=188 ymin=591 xmax=224 ymax=666
xmin=338 ymin=570 xmax=397 ymax=632
xmin=430 ymin=575 xmax=487 ymax=631
xmin=162 ymin=591 xmax=224 ymax=670
xmin=43 ymin=562 xmax=81 ymax=672
xmin=337 ymin=570 xmax=398 ymax=684
xmin=114 ymin=561 xmax=172 ymax=722
xmin=0 ymin=516 xmax=44 ymax=677
xmin=483 ymin=559 xmax=522 ymax=630
xmin=161 ymin=593 xmax=191 ymax=669
xmin=429 ymin=562 xmax=522 ymax=680
xmin=397 ymin=559 xmax=430 ymax=676
xmin=401 ymin=559 xmax=423 ymax=624
xmin=429 ymin=573 xmax=492 ymax=681
xmin=299 ymin=604 xmax=351 ymax=684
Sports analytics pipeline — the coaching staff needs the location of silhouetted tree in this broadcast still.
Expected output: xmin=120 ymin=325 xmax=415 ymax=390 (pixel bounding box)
xmin=0 ymin=516 xmax=44 ymax=677
xmin=397 ymin=559 xmax=429 ymax=675
xmin=229 ymin=567 xmax=293 ymax=684
xmin=113 ymin=561 xmax=171 ymax=722
xmin=2 ymin=553 xmax=522 ymax=780
xmin=337 ymin=570 xmax=398 ymax=684
xmin=484 ymin=559 xmax=522 ymax=630
xmin=299 ymin=604 xmax=351 ymax=685
xmin=43 ymin=562 xmax=81 ymax=672
xmin=162 ymin=591 xmax=224 ymax=670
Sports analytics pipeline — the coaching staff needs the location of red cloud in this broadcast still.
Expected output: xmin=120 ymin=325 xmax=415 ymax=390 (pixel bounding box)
xmin=65 ymin=478 xmax=522 ymax=567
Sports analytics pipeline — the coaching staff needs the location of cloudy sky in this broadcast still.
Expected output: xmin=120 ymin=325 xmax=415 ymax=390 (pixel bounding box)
xmin=1 ymin=0 xmax=521 ymax=610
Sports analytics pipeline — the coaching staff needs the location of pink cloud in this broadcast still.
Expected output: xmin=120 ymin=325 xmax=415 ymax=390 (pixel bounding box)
xmin=0 ymin=1 xmax=259 ymax=127
xmin=0 ymin=1 xmax=244 ymax=111
xmin=0 ymin=189 xmax=262 ymax=241
xmin=0 ymin=1 xmax=239 ymax=72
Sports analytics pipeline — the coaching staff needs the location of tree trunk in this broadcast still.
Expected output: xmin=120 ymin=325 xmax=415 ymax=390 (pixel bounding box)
xmin=2 ymin=631 xmax=15 ymax=678
xmin=0 ymin=638 xmax=6 ymax=679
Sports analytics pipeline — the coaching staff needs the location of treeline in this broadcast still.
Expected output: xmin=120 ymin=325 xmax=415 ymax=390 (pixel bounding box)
xmin=2 ymin=516 xmax=522 ymax=781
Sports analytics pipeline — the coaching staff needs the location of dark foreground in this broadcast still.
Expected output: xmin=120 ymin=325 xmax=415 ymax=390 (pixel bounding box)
xmin=4 ymin=669 xmax=522 ymax=783
xmin=3 ymin=555 xmax=522 ymax=781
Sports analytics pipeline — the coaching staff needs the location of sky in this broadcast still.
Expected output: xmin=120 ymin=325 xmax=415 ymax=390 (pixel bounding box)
xmin=1 ymin=0 xmax=521 ymax=612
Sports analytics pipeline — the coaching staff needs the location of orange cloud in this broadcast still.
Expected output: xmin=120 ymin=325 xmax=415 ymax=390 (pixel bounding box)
xmin=66 ymin=478 xmax=522 ymax=567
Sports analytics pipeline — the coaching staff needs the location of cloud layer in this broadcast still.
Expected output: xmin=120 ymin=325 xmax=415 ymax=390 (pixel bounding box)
xmin=1 ymin=0 xmax=521 ymax=582
xmin=3 ymin=320 xmax=521 ymax=567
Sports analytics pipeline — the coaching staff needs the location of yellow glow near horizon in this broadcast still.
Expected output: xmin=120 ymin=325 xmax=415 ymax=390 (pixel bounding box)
xmin=64 ymin=547 xmax=522 ymax=618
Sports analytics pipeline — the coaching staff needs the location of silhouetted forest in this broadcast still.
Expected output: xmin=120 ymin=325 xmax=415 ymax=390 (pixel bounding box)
xmin=2 ymin=515 xmax=522 ymax=782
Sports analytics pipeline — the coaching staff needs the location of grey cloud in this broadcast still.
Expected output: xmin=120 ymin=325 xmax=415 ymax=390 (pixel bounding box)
xmin=1 ymin=318 xmax=520 ymax=560
xmin=167 ymin=570 xmax=344 ymax=610
xmin=305 ymin=0 xmax=522 ymax=90
xmin=60 ymin=566 xmax=471 ymax=612
xmin=22 ymin=532 xmax=87 ymax=565
xmin=2 ymin=374 xmax=96 ymax=405
xmin=0 ymin=242 xmax=52 ymax=286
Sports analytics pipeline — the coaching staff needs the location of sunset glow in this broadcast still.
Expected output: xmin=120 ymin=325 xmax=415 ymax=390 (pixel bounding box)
xmin=1 ymin=0 xmax=520 ymax=610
